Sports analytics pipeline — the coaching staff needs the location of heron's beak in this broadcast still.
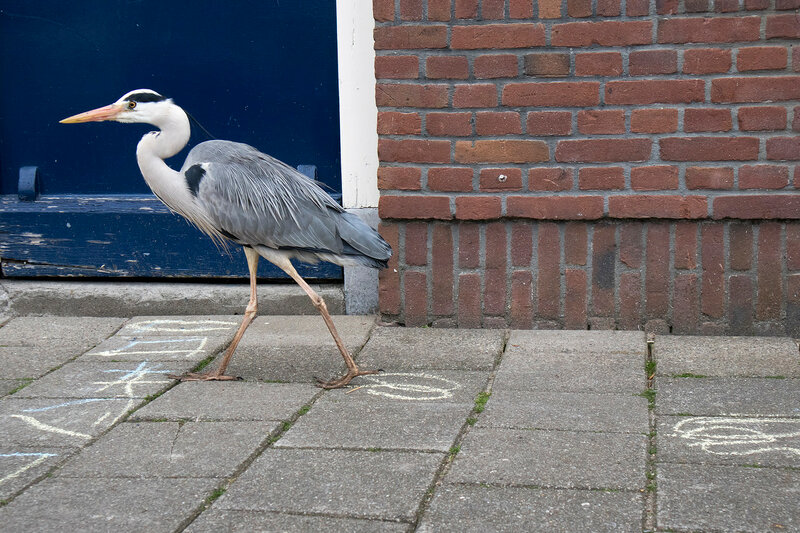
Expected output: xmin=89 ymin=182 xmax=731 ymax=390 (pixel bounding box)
xmin=60 ymin=103 xmax=125 ymax=124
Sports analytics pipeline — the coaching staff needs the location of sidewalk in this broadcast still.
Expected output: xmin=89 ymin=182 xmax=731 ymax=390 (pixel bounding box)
xmin=0 ymin=315 xmax=798 ymax=532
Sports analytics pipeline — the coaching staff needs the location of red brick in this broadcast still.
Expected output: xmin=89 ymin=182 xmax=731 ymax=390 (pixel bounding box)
xmin=674 ymin=222 xmax=698 ymax=269
xmin=729 ymin=223 xmax=754 ymax=271
xmin=673 ymin=274 xmax=699 ymax=333
xmin=685 ymin=167 xmax=734 ymax=189
xmin=537 ymin=223 xmax=561 ymax=319
xmin=657 ymin=0 xmax=679 ymax=13
xmin=400 ymin=0 xmax=423 ymax=20
xmin=789 ymin=274 xmax=800 ymax=335
xmin=606 ymin=79 xmax=705 ymax=105
xmin=660 ymin=137 xmax=759 ymax=161
xmin=378 ymin=222 xmax=400 ymax=315
xmin=579 ymin=167 xmax=625 ymax=190
xmin=565 ymin=222 xmax=588 ymax=265
xmin=374 ymin=26 xmax=448 ymax=49
xmin=568 ymin=0 xmax=592 ymax=16
xmin=578 ymin=109 xmax=625 ymax=134
xmin=552 ymin=21 xmax=652 ymax=47
xmin=428 ymin=0 xmax=451 ymax=20
xmin=658 ymin=16 xmax=761 ymax=43
xmin=767 ymin=137 xmax=800 ymax=160
xmin=631 ymin=108 xmax=679 ymax=133
xmin=510 ymin=0 xmax=535 ymax=18
xmin=503 ymin=82 xmax=600 ymax=107
xmin=510 ymin=270 xmax=534 ymax=328
xmin=482 ymin=0 xmax=506 ymax=18
xmin=484 ymin=222 xmax=507 ymax=315
xmin=527 ymin=111 xmax=572 ymax=135
xmin=375 ymin=55 xmax=419 ymax=79
xmin=426 ymin=112 xmax=472 ymax=136
xmin=479 ymin=168 xmax=523 ymax=192
xmin=712 ymin=77 xmax=800 ymax=103
xmin=592 ymin=224 xmax=616 ymax=317
xmin=627 ymin=0 xmax=649 ymax=15
xmin=507 ymin=196 xmax=604 ymax=219
xmin=458 ymin=223 xmax=480 ymax=268
xmin=597 ymin=0 xmax=621 ymax=16
xmin=715 ymin=0 xmax=739 ymax=11
xmin=565 ymin=269 xmax=588 ymax=329
xmin=377 ymin=111 xmax=421 ymax=135
xmin=452 ymin=23 xmax=546 ymax=49
xmin=684 ymin=108 xmax=732 ymax=132
xmin=757 ymin=222 xmax=782 ymax=319
xmin=766 ymin=14 xmax=800 ymax=39
xmin=713 ymin=195 xmax=800 ymax=219
xmin=629 ymin=50 xmax=678 ymax=75
xmin=556 ymin=139 xmax=652 ymax=163
xmin=646 ymin=223 xmax=670 ymax=317
xmin=476 ymin=112 xmax=522 ymax=135
xmin=686 ymin=0 xmax=709 ymax=12
xmin=737 ymin=46 xmax=789 ymax=71
xmin=455 ymin=196 xmax=502 ymax=220
xmin=728 ymin=275 xmax=753 ymax=332
xmin=454 ymin=84 xmax=497 ymax=107
xmin=428 ymin=167 xmax=473 ymax=192
xmin=608 ymin=195 xmax=708 ymax=219
xmin=378 ymin=139 xmax=451 ymax=163
xmin=376 ymin=84 xmax=448 ymax=108
xmin=455 ymin=140 xmax=549 ymax=163
xmin=524 ymin=53 xmax=571 ymax=77
xmin=631 ymin=166 xmax=679 ymax=190
xmin=432 ymin=224 xmax=454 ymax=315
xmin=788 ymin=223 xmax=800 ymax=270
xmin=511 ymin=223 xmax=533 ymax=266
xmin=379 ymin=195 xmax=452 ymax=220
xmin=683 ymin=48 xmax=732 ymax=74
xmin=373 ymin=0 xmax=394 ymax=21
xmin=529 ymin=168 xmax=574 ymax=191
xmin=739 ymin=165 xmax=790 ymax=189
xmin=378 ymin=166 xmax=422 ymax=190
xmin=619 ymin=272 xmax=642 ymax=330
xmin=404 ymin=222 xmax=428 ymax=266
xmin=794 ymin=107 xmax=800 ymax=131
xmin=745 ymin=0 xmax=770 ymax=8
xmin=777 ymin=0 xmax=800 ymax=9
xmin=738 ymin=106 xmax=788 ymax=131
xmin=457 ymin=273 xmax=481 ymax=328
xmin=426 ymin=56 xmax=469 ymax=79
xmin=575 ymin=52 xmax=623 ymax=76
xmin=455 ymin=0 xmax=478 ymax=18
xmin=474 ymin=54 xmax=518 ymax=78
xmin=701 ymin=223 xmax=724 ymax=319
xmin=620 ymin=222 xmax=643 ymax=268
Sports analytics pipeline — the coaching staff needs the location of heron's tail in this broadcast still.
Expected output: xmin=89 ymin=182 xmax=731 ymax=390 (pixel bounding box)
xmin=336 ymin=211 xmax=392 ymax=268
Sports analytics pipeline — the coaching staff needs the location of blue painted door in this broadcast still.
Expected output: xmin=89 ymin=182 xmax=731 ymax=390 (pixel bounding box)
xmin=0 ymin=1 xmax=342 ymax=279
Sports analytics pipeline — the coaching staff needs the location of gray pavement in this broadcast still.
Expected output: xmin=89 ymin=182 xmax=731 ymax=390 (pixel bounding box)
xmin=0 ymin=316 xmax=797 ymax=532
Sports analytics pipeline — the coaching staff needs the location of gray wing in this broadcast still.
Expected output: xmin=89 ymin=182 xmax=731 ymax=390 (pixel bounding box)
xmin=182 ymin=140 xmax=391 ymax=267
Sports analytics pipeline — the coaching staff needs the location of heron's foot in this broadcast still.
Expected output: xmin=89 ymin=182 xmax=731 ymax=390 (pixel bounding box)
xmin=168 ymin=372 xmax=242 ymax=382
xmin=315 ymin=368 xmax=381 ymax=390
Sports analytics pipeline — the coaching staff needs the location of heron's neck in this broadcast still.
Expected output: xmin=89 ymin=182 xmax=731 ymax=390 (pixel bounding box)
xmin=135 ymin=105 xmax=191 ymax=210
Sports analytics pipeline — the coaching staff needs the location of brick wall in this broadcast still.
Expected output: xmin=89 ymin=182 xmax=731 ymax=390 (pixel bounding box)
xmin=373 ymin=0 xmax=800 ymax=335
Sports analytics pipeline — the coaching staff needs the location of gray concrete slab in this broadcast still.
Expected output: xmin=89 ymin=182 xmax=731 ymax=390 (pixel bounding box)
xmin=0 ymin=476 xmax=219 ymax=533
xmin=356 ymin=327 xmax=503 ymax=371
xmin=344 ymin=370 xmax=489 ymax=404
xmin=80 ymin=335 xmax=231 ymax=362
xmin=0 ymin=397 xmax=139 ymax=448
xmin=186 ymin=509 xmax=409 ymax=533
xmin=0 ymin=448 xmax=70 ymax=500
xmin=507 ymin=330 xmax=647 ymax=356
xmin=130 ymin=381 xmax=319 ymax=422
xmin=12 ymin=360 xmax=194 ymax=399
xmin=215 ymin=448 xmax=442 ymax=521
xmin=57 ymin=421 xmax=273 ymax=478
xmin=0 ymin=316 xmax=125 ymax=350
xmin=0 ymin=378 xmax=27 ymax=397
xmin=447 ymin=427 xmax=647 ymax=491
xmin=657 ymin=415 xmax=800 ymax=468
xmin=658 ymin=463 xmax=800 ymax=532
xmin=655 ymin=335 xmax=800 ymax=377
xmin=116 ymin=316 xmax=241 ymax=338
xmin=656 ymin=377 xmax=800 ymax=416
xmin=418 ymin=484 xmax=643 ymax=532
xmin=0 ymin=346 xmax=81 ymax=380
xmin=478 ymin=390 xmax=649 ymax=434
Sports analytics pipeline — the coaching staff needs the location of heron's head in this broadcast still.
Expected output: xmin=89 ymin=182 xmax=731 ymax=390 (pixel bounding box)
xmin=60 ymin=89 xmax=174 ymax=125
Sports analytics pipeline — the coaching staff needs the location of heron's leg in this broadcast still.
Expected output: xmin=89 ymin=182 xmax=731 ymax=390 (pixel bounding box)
xmin=172 ymin=247 xmax=260 ymax=381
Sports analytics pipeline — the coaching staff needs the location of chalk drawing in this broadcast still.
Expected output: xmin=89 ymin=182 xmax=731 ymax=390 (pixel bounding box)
xmin=126 ymin=318 xmax=237 ymax=334
xmin=0 ymin=452 xmax=58 ymax=487
xmin=671 ymin=416 xmax=800 ymax=457
xmin=93 ymin=361 xmax=173 ymax=397
xmin=8 ymin=415 xmax=92 ymax=440
xmin=361 ymin=372 xmax=461 ymax=401
xmin=92 ymin=337 xmax=209 ymax=359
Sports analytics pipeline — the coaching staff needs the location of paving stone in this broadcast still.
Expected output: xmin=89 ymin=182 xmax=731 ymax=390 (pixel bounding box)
xmin=357 ymin=327 xmax=503 ymax=371
xmin=418 ymin=484 xmax=643 ymax=532
xmin=447 ymin=427 xmax=646 ymax=491
xmin=216 ymin=448 xmax=442 ymax=521
xmin=507 ymin=330 xmax=647 ymax=356
xmin=81 ymin=335 xmax=231 ymax=362
xmin=478 ymin=390 xmax=649 ymax=434
xmin=0 ymin=379 xmax=27 ymax=397
xmin=225 ymin=315 xmax=375 ymax=383
xmin=186 ymin=509 xmax=408 ymax=533
xmin=0 ymin=316 xmax=125 ymax=351
xmin=0 ymin=346 xmax=81 ymax=379
xmin=0 ymin=476 xmax=218 ymax=533
xmin=656 ymin=377 xmax=800 ymax=416
xmin=57 ymin=421 xmax=273 ymax=478
xmin=655 ymin=335 xmax=800 ymax=378
xmin=657 ymin=415 xmax=800 ymax=468
xmin=0 ymin=448 xmax=70 ymax=500
xmin=13 ymin=360 xmax=195 ymax=399
xmin=0 ymin=397 xmax=139 ymax=448
xmin=346 ymin=370 xmax=488 ymax=404
xmin=131 ymin=381 xmax=319 ymax=421
xmin=116 ymin=316 xmax=241 ymax=338
xmin=658 ymin=463 xmax=800 ymax=531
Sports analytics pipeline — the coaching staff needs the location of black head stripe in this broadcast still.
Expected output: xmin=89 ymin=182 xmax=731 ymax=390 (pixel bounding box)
xmin=126 ymin=92 xmax=167 ymax=103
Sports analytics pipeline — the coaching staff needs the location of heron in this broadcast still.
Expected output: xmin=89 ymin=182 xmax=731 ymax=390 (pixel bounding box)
xmin=60 ymin=89 xmax=391 ymax=389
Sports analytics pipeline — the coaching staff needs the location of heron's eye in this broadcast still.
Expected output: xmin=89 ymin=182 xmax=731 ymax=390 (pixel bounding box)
xmin=128 ymin=101 xmax=137 ymax=109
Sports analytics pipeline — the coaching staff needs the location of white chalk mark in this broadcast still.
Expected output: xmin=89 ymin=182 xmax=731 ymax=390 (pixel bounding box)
xmin=362 ymin=372 xmax=460 ymax=401
xmin=93 ymin=361 xmax=174 ymax=396
xmin=23 ymin=398 xmax=113 ymax=413
xmin=671 ymin=417 xmax=800 ymax=457
xmin=127 ymin=319 xmax=237 ymax=334
xmin=92 ymin=412 xmax=111 ymax=427
xmin=10 ymin=415 xmax=92 ymax=440
xmin=0 ymin=452 xmax=58 ymax=487
xmin=92 ymin=337 xmax=209 ymax=359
